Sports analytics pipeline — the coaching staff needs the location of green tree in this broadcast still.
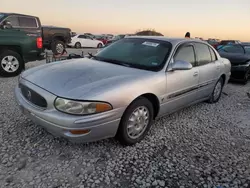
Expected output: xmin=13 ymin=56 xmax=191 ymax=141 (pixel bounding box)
xmin=135 ymin=29 xmax=164 ymax=36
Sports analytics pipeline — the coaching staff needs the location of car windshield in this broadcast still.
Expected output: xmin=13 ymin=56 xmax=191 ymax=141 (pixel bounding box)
xmin=94 ymin=38 xmax=172 ymax=71
xmin=0 ymin=13 xmax=5 ymax=21
xmin=218 ymin=45 xmax=244 ymax=54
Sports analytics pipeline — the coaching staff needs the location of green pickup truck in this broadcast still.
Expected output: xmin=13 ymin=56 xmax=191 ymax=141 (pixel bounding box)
xmin=0 ymin=13 xmax=44 ymax=76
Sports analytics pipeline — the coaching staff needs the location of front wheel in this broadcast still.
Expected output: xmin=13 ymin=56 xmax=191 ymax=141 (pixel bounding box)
xmin=208 ymin=77 xmax=224 ymax=103
xmin=116 ymin=97 xmax=154 ymax=145
xmin=0 ymin=50 xmax=23 ymax=77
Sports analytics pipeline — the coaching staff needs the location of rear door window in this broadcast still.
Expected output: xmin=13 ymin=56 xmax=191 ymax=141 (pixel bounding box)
xmin=194 ymin=43 xmax=212 ymax=66
xmin=19 ymin=17 xmax=38 ymax=28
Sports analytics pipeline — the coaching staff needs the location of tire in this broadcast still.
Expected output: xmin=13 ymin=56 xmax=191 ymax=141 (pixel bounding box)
xmin=243 ymin=68 xmax=250 ymax=85
xmin=0 ymin=50 xmax=23 ymax=77
xmin=97 ymin=43 xmax=103 ymax=48
xmin=51 ymin=40 xmax=65 ymax=55
xmin=75 ymin=42 xmax=81 ymax=49
xmin=208 ymin=77 xmax=224 ymax=103
xmin=116 ymin=97 xmax=154 ymax=145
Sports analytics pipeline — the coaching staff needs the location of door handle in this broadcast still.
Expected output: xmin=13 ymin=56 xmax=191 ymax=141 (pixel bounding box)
xmin=193 ymin=72 xmax=198 ymax=76
xmin=216 ymin=66 xmax=220 ymax=70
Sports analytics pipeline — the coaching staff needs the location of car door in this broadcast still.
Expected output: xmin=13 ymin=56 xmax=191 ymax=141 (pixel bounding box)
xmin=162 ymin=43 xmax=200 ymax=114
xmin=77 ymin=35 xmax=88 ymax=47
xmin=194 ymin=42 xmax=219 ymax=98
xmin=86 ymin=35 xmax=97 ymax=47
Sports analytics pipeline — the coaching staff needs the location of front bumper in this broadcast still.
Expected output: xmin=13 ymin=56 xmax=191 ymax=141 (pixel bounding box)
xmin=14 ymin=79 xmax=124 ymax=143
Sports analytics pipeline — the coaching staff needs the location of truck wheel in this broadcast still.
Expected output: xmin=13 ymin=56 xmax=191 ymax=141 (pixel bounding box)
xmin=51 ymin=40 xmax=65 ymax=55
xmin=0 ymin=50 xmax=23 ymax=77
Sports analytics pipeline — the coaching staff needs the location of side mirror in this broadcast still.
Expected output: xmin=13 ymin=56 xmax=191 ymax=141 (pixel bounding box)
xmin=2 ymin=21 xmax=12 ymax=29
xmin=172 ymin=60 xmax=192 ymax=70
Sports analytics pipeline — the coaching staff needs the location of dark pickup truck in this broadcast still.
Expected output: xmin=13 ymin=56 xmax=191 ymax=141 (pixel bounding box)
xmin=0 ymin=12 xmax=71 ymax=76
xmin=42 ymin=26 xmax=71 ymax=54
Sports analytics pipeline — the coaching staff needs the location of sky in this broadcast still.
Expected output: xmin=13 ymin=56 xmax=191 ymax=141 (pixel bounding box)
xmin=1 ymin=0 xmax=250 ymax=41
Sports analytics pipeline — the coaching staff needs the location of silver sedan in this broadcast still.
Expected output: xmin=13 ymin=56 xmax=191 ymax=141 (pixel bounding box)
xmin=15 ymin=37 xmax=231 ymax=145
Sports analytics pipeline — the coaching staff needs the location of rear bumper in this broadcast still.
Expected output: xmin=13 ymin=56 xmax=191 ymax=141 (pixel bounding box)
xmin=230 ymin=64 xmax=249 ymax=80
xmin=14 ymin=79 xmax=124 ymax=143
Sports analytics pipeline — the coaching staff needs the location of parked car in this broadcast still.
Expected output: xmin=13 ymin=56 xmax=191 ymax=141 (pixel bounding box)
xmin=68 ymin=34 xmax=104 ymax=48
xmin=94 ymin=35 xmax=108 ymax=45
xmin=220 ymin=40 xmax=241 ymax=45
xmin=207 ymin=39 xmax=220 ymax=49
xmin=218 ymin=44 xmax=250 ymax=83
xmin=0 ymin=13 xmax=44 ymax=76
xmin=105 ymin=34 xmax=126 ymax=46
xmin=15 ymin=37 xmax=231 ymax=145
xmin=0 ymin=13 xmax=71 ymax=55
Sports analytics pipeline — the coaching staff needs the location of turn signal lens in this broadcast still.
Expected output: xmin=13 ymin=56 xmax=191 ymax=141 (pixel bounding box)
xmin=96 ymin=103 xmax=112 ymax=112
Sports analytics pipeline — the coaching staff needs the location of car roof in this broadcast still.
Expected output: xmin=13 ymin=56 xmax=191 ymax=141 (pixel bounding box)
xmin=0 ymin=12 xmax=39 ymax=18
xmin=127 ymin=36 xmax=207 ymax=46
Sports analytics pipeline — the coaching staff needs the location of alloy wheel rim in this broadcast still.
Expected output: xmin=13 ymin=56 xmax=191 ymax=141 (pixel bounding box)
xmin=214 ymin=81 xmax=222 ymax=100
xmin=56 ymin=43 xmax=64 ymax=54
xmin=1 ymin=56 xmax=19 ymax=73
xmin=127 ymin=106 xmax=149 ymax=139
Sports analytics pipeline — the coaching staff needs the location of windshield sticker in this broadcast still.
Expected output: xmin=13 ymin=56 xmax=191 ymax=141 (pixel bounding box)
xmin=142 ymin=41 xmax=159 ymax=47
xmin=151 ymin=62 xmax=159 ymax=66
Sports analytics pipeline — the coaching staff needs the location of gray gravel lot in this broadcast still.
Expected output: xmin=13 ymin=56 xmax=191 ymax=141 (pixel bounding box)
xmin=1 ymin=49 xmax=250 ymax=188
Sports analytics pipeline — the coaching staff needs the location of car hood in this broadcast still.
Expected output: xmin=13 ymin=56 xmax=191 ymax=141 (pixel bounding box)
xmin=219 ymin=52 xmax=250 ymax=65
xmin=21 ymin=58 xmax=151 ymax=99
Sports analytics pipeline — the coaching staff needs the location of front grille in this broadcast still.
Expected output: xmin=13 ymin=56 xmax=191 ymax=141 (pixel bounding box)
xmin=19 ymin=84 xmax=47 ymax=108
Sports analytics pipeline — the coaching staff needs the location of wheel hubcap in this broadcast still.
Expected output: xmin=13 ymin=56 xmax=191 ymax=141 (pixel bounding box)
xmin=213 ymin=81 xmax=222 ymax=100
xmin=56 ymin=44 xmax=64 ymax=54
xmin=1 ymin=56 xmax=19 ymax=73
xmin=127 ymin=106 xmax=149 ymax=139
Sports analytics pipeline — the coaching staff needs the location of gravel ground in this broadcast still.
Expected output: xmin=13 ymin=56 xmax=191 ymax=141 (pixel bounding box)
xmin=1 ymin=52 xmax=250 ymax=188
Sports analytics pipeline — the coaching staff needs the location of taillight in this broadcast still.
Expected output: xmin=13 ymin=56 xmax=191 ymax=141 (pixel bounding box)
xmin=36 ymin=37 xmax=43 ymax=49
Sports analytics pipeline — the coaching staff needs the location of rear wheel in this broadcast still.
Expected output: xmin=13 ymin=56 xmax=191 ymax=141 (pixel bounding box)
xmin=75 ymin=42 xmax=81 ymax=49
xmin=97 ymin=43 xmax=103 ymax=48
xmin=208 ymin=77 xmax=224 ymax=103
xmin=116 ymin=97 xmax=154 ymax=145
xmin=0 ymin=50 xmax=23 ymax=77
xmin=51 ymin=40 xmax=65 ymax=55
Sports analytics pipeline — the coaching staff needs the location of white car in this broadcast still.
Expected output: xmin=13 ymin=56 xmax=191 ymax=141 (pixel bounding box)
xmin=69 ymin=34 xmax=104 ymax=48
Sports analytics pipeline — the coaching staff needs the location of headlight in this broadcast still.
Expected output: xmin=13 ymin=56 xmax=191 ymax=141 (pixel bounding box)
xmin=54 ymin=98 xmax=112 ymax=115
